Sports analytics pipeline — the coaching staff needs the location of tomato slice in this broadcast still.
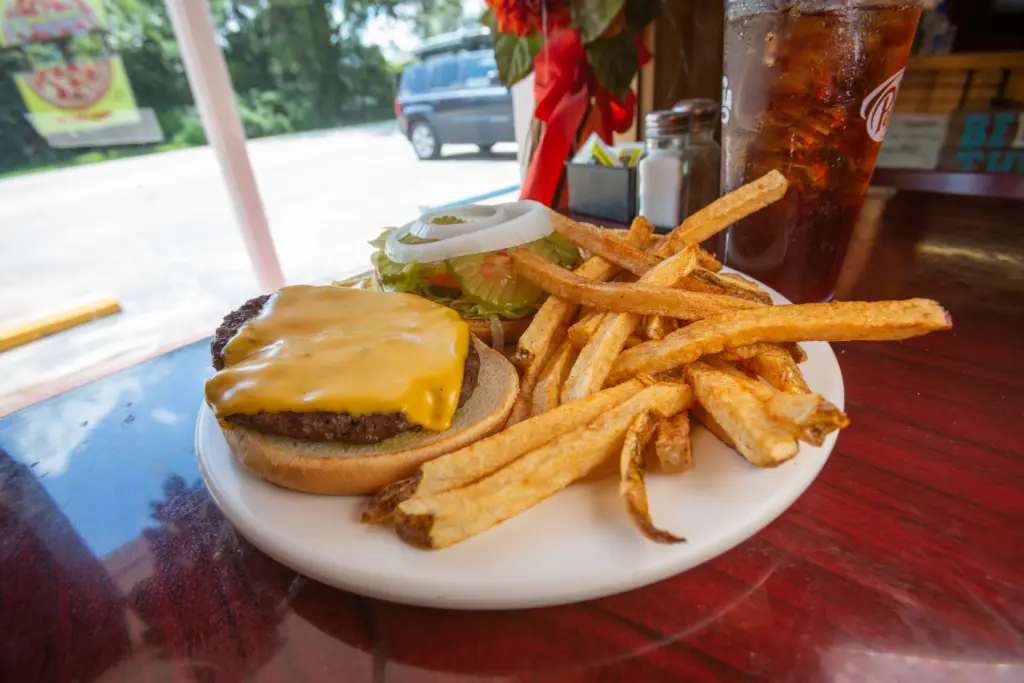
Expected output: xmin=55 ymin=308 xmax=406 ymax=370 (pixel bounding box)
xmin=427 ymin=272 xmax=461 ymax=289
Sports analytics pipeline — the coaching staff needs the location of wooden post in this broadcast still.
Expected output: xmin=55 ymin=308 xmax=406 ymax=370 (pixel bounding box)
xmin=165 ymin=0 xmax=285 ymax=293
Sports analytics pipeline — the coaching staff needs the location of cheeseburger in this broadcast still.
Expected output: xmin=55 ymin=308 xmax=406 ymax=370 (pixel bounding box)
xmin=204 ymin=285 xmax=519 ymax=495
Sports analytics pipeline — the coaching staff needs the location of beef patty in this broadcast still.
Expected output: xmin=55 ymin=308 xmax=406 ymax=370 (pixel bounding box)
xmin=210 ymin=294 xmax=480 ymax=444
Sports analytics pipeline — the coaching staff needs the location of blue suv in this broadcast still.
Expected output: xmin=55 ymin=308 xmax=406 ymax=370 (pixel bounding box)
xmin=396 ymin=41 xmax=515 ymax=160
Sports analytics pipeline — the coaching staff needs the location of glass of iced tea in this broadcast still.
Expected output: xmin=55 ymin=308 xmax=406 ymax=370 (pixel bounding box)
xmin=719 ymin=0 xmax=922 ymax=302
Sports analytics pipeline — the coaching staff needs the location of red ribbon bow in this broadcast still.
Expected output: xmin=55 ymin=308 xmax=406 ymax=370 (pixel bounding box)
xmin=520 ymin=29 xmax=649 ymax=208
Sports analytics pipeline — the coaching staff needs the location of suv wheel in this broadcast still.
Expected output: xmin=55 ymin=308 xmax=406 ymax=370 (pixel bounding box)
xmin=410 ymin=120 xmax=440 ymax=160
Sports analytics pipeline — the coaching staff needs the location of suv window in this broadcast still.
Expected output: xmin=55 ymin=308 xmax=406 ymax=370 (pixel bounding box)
xmin=461 ymin=53 xmax=497 ymax=88
xmin=428 ymin=58 xmax=459 ymax=90
xmin=399 ymin=64 xmax=428 ymax=95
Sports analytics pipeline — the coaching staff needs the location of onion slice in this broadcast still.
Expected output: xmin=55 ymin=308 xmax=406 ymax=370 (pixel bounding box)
xmin=385 ymin=200 xmax=553 ymax=264
xmin=409 ymin=205 xmax=510 ymax=240
xmin=488 ymin=316 xmax=505 ymax=352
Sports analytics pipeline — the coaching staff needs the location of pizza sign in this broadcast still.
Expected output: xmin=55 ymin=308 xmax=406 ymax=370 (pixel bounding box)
xmin=0 ymin=0 xmax=104 ymax=48
xmin=15 ymin=56 xmax=140 ymax=135
xmin=24 ymin=60 xmax=111 ymax=110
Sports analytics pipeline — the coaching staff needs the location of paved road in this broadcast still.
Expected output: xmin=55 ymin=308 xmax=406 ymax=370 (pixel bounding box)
xmin=0 ymin=122 xmax=520 ymax=405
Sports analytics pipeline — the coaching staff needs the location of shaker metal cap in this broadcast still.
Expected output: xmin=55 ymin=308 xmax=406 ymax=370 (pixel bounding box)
xmin=644 ymin=110 xmax=690 ymax=138
xmin=646 ymin=99 xmax=720 ymax=137
xmin=671 ymin=98 xmax=720 ymax=124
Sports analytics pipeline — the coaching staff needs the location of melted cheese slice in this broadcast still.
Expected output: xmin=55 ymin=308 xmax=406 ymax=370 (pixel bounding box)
xmin=204 ymin=285 xmax=469 ymax=431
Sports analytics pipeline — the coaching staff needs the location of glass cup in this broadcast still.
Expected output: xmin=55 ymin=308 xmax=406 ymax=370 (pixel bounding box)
xmin=718 ymin=0 xmax=923 ymax=302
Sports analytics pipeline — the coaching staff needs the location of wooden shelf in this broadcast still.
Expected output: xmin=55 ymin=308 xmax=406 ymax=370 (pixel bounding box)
xmin=907 ymin=51 xmax=1024 ymax=71
xmin=870 ymin=168 xmax=1024 ymax=200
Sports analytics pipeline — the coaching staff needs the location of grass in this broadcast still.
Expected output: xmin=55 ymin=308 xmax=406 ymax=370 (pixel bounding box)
xmin=0 ymin=142 xmax=192 ymax=180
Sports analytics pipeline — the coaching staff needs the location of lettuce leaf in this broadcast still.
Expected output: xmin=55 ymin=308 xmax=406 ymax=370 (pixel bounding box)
xmin=546 ymin=231 xmax=583 ymax=269
xmin=367 ymin=226 xmax=579 ymax=320
xmin=369 ymin=227 xmax=452 ymax=295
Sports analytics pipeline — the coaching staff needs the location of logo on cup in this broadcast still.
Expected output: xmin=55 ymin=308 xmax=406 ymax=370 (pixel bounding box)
xmin=860 ymin=68 xmax=905 ymax=143
xmin=721 ymin=77 xmax=733 ymax=124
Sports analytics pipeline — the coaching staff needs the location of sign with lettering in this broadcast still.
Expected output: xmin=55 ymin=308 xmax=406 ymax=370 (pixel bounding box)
xmin=939 ymin=111 xmax=1024 ymax=174
xmin=875 ymin=114 xmax=949 ymax=170
xmin=877 ymin=110 xmax=1024 ymax=174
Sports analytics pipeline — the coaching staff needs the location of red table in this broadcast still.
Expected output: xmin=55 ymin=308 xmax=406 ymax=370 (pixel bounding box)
xmin=1 ymin=190 xmax=1022 ymax=682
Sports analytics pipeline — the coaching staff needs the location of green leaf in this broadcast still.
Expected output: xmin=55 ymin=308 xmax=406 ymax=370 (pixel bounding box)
xmin=479 ymin=8 xmax=532 ymax=87
xmin=480 ymin=6 xmax=496 ymax=31
xmin=586 ymin=33 xmax=638 ymax=102
xmin=573 ymin=0 xmax=628 ymax=44
xmin=485 ymin=13 xmax=542 ymax=88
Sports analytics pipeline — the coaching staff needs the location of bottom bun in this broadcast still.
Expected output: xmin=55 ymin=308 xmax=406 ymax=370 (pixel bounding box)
xmin=222 ymin=339 xmax=520 ymax=495
xmin=465 ymin=316 xmax=533 ymax=346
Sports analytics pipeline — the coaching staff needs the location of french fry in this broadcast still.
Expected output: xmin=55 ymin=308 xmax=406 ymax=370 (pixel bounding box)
xmin=714 ymin=341 xmax=807 ymax=365
xmin=511 ymin=249 xmax=761 ymax=320
xmin=506 ymin=332 xmax=562 ymax=426
xmin=786 ymin=341 xmax=809 ymax=364
xmin=548 ymin=212 xmax=660 ymax=277
xmin=627 ymin=214 xmax=657 ymax=245
xmin=765 ymin=392 xmax=850 ymax=447
xmin=642 ymin=233 xmax=721 ymax=272
xmin=562 ymin=312 xmax=638 ymax=403
xmin=531 ymin=339 xmax=577 ymax=417
xmin=745 ymin=345 xmax=812 ymax=394
xmin=697 ymin=248 xmax=723 ymax=272
xmin=645 ymin=171 xmax=785 ymax=350
xmin=703 ymin=359 xmax=777 ymax=402
xmin=624 ymin=335 xmax=644 ymax=349
xmin=718 ymin=271 xmax=765 ymax=293
xmin=515 ymin=297 xmax=575 ymax=369
xmin=620 ymin=412 xmax=685 ymax=544
xmin=656 ymin=170 xmax=789 ymax=256
xmin=608 ymin=299 xmax=952 ymax=384
xmin=681 ymin=268 xmax=774 ymax=305
xmin=643 ymin=315 xmax=677 ymax=341
xmin=631 ymin=215 xmax=657 ymax=244
xmin=561 ymin=246 xmax=703 ymax=403
xmin=713 ymin=342 xmax=780 ymax=362
xmin=684 ymin=362 xmax=798 ymax=467
xmin=691 ymin=403 xmax=735 ymax=448
xmin=568 ymin=311 xmax=606 ymax=348
xmin=704 ymin=359 xmax=847 ymax=446
xmin=394 ymin=382 xmax=692 ymax=549
xmin=653 ymin=410 xmax=693 ymax=473
xmin=515 ymin=218 xmax=651 ymax=368
xmin=362 ymin=379 xmax=650 ymax=522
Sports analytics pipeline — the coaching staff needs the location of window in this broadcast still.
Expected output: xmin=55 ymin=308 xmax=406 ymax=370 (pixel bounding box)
xmin=428 ymin=58 xmax=459 ymax=90
xmin=400 ymin=64 xmax=428 ymax=95
xmin=0 ymin=0 xmax=524 ymax=407
xmin=461 ymin=53 xmax=497 ymax=88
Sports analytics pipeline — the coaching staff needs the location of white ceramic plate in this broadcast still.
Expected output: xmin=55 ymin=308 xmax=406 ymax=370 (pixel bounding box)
xmin=196 ymin=275 xmax=844 ymax=610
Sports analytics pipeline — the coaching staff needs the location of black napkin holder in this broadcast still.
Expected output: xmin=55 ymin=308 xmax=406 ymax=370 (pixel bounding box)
xmin=565 ymin=162 xmax=638 ymax=225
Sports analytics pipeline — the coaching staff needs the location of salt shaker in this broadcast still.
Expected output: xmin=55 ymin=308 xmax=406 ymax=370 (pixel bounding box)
xmin=639 ymin=99 xmax=721 ymax=230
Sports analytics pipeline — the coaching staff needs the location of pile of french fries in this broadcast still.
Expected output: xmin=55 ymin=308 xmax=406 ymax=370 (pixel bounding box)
xmin=363 ymin=170 xmax=953 ymax=549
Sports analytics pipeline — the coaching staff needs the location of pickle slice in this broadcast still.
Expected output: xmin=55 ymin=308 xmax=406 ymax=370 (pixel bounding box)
xmin=447 ymin=240 xmax=561 ymax=311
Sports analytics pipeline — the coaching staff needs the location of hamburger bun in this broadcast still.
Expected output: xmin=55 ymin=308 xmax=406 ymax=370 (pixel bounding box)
xmin=463 ymin=315 xmax=533 ymax=346
xmin=221 ymin=339 xmax=519 ymax=495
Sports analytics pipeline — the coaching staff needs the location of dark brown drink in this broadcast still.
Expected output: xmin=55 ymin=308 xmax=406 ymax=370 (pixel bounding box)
xmin=720 ymin=1 xmax=922 ymax=302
